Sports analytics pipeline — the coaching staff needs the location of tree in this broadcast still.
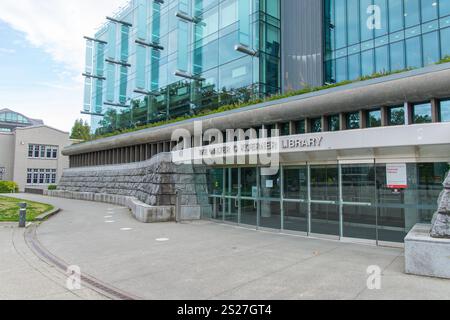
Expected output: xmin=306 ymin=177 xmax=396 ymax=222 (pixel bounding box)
xmin=70 ymin=119 xmax=91 ymax=141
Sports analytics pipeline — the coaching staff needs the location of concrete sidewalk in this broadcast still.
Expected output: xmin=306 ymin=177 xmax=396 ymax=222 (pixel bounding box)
xmin=2 ymin=193 xmax=450 ymax=300
xmin=0 ymin=222 xmax=106 ymax=300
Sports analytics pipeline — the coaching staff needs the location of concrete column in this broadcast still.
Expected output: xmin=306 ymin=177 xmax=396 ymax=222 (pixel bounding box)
xmin=321 ymin=116 xmax=328 ymax=132
xmin=431 ymin=99 xmax=440 ymax=122
xmin=289 ymin=121 xmax=296 ymax=135
xmin=360 ymin=110 xmax=367 ymax=129
xmin=305 ymin=118 xmax=311 ymax=133
xmin=406 ymin=102 xmax=413 ymax=125
xmin=339 ymin=113 xmax=347 ymax=130
xmin=381 ymin=106 xmax=389 ymax=126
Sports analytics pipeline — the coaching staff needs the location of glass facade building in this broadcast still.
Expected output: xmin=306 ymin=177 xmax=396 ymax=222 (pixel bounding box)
xmin=83 ymin=0 xmax=281 ymax=133
xmin=324 ymin=0 xmax=450 ymax=83
xmin=207 ymin=162 xmax=449 ymax=244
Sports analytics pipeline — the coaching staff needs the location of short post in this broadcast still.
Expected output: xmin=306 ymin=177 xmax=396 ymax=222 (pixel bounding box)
xmin=175 ymin=191 xmax=181 ymax=223
xmin=18 ymin=202 xmax=27 ymax=228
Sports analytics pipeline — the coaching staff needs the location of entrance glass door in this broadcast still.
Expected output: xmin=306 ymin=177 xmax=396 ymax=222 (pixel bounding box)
xmin=207 ymin=168 xmax=224 ymax=221
xmin=310 ymin=165 xmax=340 ymax=237
xmin=240 ymin=167 xmax=258 ymax=227
xmin=283 ymin=166 xmax=309 ymax=233
xmin=341 ymin=163 xmax=377 ymax=241
xmin=260 ymin=170 xmax=282 ymax=230
xmin=224 ymin=168 xmax=239 ymax=224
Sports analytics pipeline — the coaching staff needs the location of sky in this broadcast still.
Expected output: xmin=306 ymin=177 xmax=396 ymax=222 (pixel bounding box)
xmin=0 ymin=0 xmax=129 ymax=132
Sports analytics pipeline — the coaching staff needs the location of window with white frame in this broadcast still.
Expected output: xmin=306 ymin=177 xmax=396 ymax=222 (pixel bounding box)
xmin=27 ymin=168 xmax=56 ymax=185
xmin=28 ymin=144 xmax=58 ymax=159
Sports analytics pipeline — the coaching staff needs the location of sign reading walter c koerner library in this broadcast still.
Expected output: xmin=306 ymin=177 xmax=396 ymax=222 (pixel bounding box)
xmin=281 ymin=136 xmax=324 ymax=150
xmin=386 ymin=163 xmax=408 ymax=189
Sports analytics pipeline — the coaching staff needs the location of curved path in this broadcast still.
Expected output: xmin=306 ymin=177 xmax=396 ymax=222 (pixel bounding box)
xmin=3 ymin=193 xmax=450 ymax=300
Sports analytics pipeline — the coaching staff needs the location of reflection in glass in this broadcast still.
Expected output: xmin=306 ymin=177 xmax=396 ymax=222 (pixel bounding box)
xmin=367 ymin=109 xmax=382 ymax=127
xmin=388 ymin=106 xmax=405 ymax=125
xmin=284 ymin=202 xmax=308 ymax=233
xmin=440 ymin=99 xmax=450 ymax=122
xmin=412 ymin=102 xmax=432 ymax=124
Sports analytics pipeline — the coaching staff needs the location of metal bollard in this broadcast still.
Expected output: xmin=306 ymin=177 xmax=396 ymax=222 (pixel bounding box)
xmin=18 ymin=202 xmax=27 ymax=228
xmin=175 ymin=191 xmax=181 ymax=223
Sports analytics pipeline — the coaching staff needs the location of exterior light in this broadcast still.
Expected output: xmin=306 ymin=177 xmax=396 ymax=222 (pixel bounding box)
xmin=235 ymin=44 xmax=258 ymax=57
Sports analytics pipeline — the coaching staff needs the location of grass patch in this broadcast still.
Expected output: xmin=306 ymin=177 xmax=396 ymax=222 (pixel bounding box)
xmin=0 ymin=196 xmax=54 ymax=222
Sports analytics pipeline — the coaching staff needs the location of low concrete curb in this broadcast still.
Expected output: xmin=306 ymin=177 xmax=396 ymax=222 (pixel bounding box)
xmin=44 ymin=190 xmax=174 ymax=223
xmin=35 ymin=207 xmax=61 ymax=222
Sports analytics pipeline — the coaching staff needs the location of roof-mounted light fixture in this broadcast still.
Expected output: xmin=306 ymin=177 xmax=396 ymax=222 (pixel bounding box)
xmin=82 ymin=73 xmax=106 ymax=81
xmin=106 ymin=16 xmax=133 ymax=27
xmin=81 ymin=111 xmax=105 ymax=117
xmin=105 ymin=58 xmax=131 ymax=68
xmin=104 ymin=102 xmax=131 ymax=108
xmin=176 ymin=11 xmax=201 ymax=24
xmin=134 ymin=89 xmax=161 ymax=96
xmin=84 ymin=36 xmax=107 ymax=45
xmin=135 ymin=39 xmax=164 ymax=51
xmin=174 ymin=70 xmax=205 ymax=81
xmin=235 ymin=44 xmax=258 ymax=57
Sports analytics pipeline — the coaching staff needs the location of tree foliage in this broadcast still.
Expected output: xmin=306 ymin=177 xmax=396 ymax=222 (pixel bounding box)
xmin=70 ymin=119 xmax=91 ymax=141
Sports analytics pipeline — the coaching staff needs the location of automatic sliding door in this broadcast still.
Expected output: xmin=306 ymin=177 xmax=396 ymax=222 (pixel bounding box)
xmin=260 ymin=171 xmax=281 ymax=230
xmin=310 ymin=165 xmax=340 ymax=236
xmin=207 ymin=168 xmax=224 ymax=221
xmin=224 ymin=168 xmax=239 ymax=224
xmin=283 ymin=167 xmax=309 ymax=233
xmin=341 ymin=164 xmax=377 ymax=241
xmin=241 ymin=167 xmax=258 ymax=227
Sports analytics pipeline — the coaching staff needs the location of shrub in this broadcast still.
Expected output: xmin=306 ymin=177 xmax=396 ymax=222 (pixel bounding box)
xmin=47 ymin=185 xmax=58 ymax=191
xmin=0 ymin=181 xmax=19 ymax=193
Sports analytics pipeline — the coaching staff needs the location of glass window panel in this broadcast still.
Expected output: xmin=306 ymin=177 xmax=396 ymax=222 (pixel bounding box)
xmin=346 ymin=112 xmax=360 ymax=129
xmin=406 ymin=36 xmax=422 ymax=68
xmin=310 ymin=165 xmax=339 ymax=201
xmin=360 ymin=0 xmax=374 ymax=41
xmin=440 ymin=99 xmax=450 ymax=122
xmin=388 ymin=106 xmax=405 ymax=125
xmin=120 ymin=25 xmax=129 ymax=62
xmin=421 ymin=0 xmax=438 ymax=22
xmin=83 ymin=77 xmax=92 ymax=112
xmin=284 ymin=202 xmax=308 ymax=233
xmin=107 ymin=23 xmax=117 ymax=60
xmin=412 ymin=102 xmax=432 ymax=123
xmin=347 ymin=0 xmax=360 ymax=45
xmin=374 ymin=0 xmax=388 ymax=37
xmin=310 ymin=118 xmax=322 ymax=133
xmin=404 ymin=0 xmax=420 ymax=27
xmin=336 ymin=56 xmax=348 ymax=82
xmin=441 ymin=27 xmax=450 ymax=58
xmin=367 ymin=109 xmax=382 ymax=127
xmin=422 ymin=31 xmax=440 ymax=65
xmin=177 ymin=20 xmax=189 ymax=72
xmin=375 ymin=45 xmax=389 ymax=73
xmin=335 ymin=0 xmax=347 ymax=48
xmin=295 ymin=120 xmax=306 ymax=134
xmin=137 ymin=0 xmax=148 ymax=40
xmin=361 ymin=49 xmax=375 ymax=76
xmin=328 ymin=114 xmax=340 ymax=131
xmin=136 ymin=45 xmax=146 ymax=89
xmin=390 ymin=40 xmax=405 ymax=70
xmin=106 ymin=63 xmax=116 ymax=102
xmin=389 ymin=0 xmax=404 ymax=32
xmin=441 ymin=0 xmax=450 ymax=17
xmin=238 ymin=0 xmax=251 ymax=45
xmin=220 ymin=0 xmax=238 ymax=29
xmin=284 ymin=167 xmax=308 ymax=200
xmin=348 ymin=53 xmax=361 ymax=80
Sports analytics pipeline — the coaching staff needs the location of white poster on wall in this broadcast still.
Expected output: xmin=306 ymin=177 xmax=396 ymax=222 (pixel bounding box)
xmin=386 ymin=163 xmax=408 ymax=189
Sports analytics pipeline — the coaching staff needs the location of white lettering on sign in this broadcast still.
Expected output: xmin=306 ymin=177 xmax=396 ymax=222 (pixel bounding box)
xmin=386 ymin=164 xmax=408 ymax=189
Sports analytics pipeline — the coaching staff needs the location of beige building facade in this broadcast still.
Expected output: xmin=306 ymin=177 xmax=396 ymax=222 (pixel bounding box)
xmin=0 ymin=124 xmax=76 ymax=192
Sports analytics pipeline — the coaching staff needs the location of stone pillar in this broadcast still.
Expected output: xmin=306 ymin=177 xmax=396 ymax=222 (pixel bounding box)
xmin=431 ymin=99 xmax=440 ymax=123
xmin=381 ymin=106 xmax=389 ymax=126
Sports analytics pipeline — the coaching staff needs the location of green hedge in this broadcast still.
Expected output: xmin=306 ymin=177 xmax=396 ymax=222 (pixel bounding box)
xmin=47 ymin=185 xmax=57 ymax=191
xmin=0 ymin=181 xmax=19 ymax=193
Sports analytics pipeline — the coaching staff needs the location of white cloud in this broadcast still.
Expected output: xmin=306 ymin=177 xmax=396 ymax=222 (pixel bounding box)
xmin=0 ymin=0 xmax=129 ymax=73
xmin=0 ymin=47 xmax=15 ymax=54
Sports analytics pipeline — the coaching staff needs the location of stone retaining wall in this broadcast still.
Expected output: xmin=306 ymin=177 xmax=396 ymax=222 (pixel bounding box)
xmin=53 ymin=153 xmax=212 ymax=222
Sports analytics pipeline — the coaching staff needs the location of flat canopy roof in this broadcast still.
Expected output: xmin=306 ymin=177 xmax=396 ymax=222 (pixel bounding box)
xmin=63 ymin=63 xmax=450 ymax=156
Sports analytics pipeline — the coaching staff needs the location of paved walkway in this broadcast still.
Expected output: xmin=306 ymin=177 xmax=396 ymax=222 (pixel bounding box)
xmin=2 ymin=193 xmax=450 ymax=300
xmin=0 ymin=221 xmax=105 ymax=300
